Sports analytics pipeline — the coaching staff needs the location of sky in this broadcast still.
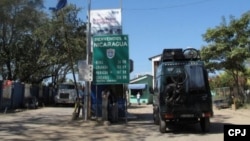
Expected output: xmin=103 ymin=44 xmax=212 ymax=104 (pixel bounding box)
xmin=44 ymin=0 xmax=250 ymax=80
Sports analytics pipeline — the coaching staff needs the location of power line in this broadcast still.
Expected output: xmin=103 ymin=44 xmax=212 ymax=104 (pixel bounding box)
xmin=124 ymin=0 xmax=214 ymax=11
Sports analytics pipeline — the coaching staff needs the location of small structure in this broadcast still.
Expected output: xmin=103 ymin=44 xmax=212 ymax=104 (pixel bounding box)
xmin=128 ymin=74 xmax=153 ymax=104
xmin=148 ymin=54 xmax=161 ymax=88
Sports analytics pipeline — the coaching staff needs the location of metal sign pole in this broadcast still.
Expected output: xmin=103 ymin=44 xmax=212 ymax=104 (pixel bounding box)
xmin=84 ymin=0 xmax=91 ymax=121
xmin=123 ymin=84 xmax=127 ymax=124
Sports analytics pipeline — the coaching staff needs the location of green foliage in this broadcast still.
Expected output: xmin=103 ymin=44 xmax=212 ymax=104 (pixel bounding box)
xmin=201 ymin=13 xmax=250 ymax=72
xmin=201 ymin=11 xmax=250 ymax=98
xmin=0 ymin=0 xmax=86 ymax=84
xmin=209 ymin=73 xmax=235 ymax=90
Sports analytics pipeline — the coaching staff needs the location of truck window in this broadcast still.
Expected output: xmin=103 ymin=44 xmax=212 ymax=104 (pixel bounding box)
xmin=59 ymin=84 xmax=75 ymax=89
xmin=185 ymin=65 xmax=205 ymax=91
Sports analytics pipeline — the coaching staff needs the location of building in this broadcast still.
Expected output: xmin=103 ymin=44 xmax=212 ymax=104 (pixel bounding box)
xmin=128 ymin=74 xmax=153 ymax=104
xmin=127 ymin=53 xmax=162 ymax=105
xmin=148 ymin=54 xmax=161 ymax=88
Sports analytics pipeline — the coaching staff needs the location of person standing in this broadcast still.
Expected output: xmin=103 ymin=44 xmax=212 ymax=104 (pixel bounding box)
xmin=102 ymin=89 xmax=110 ymax=121
xmin=137 ymin=92 xmax=141 ymax=105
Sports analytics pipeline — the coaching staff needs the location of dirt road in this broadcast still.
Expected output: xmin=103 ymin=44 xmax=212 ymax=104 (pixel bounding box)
xmin=0 ymin=105 xmax=250 ymax=141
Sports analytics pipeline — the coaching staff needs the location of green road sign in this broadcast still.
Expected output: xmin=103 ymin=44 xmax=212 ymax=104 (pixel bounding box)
xmin=93 ymin=35 xmax=129 ymax=84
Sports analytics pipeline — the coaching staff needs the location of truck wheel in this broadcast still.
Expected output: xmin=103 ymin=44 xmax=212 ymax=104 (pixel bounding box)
xmin=153 ymin=109 xmax=159 ymax=125
xmin=200 ymin=117 xmax=210 ymax=132
xmin=159 ymin=115 xmax=166 ymax=133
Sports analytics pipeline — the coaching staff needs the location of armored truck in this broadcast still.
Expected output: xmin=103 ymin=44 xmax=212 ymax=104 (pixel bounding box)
xmin=150 ymin=48 xmax=213 ymax=133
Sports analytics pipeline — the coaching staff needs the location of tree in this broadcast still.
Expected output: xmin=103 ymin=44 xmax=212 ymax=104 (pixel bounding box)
xmin=201 ymin=11 xmax=250 ymax=100
xmin=0 ymin=0 xmax=46 ymax=81
xmin=0 ymin=0 xmax=86 ymax=84
xmin=33 ymin=4 xmax=86 ymax=85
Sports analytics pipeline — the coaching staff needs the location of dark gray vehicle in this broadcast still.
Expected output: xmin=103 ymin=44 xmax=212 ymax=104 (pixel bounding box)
xmin=150 ymin=48 xmax=213 ymax=133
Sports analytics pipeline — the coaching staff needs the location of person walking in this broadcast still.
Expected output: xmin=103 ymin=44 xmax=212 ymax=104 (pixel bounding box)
xmin=137 ymin=92 xmax=141 ymax=105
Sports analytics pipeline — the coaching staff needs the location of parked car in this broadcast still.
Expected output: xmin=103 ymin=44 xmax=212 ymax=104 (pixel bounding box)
xmin=213 ymin=98 xmax=231 ymax=109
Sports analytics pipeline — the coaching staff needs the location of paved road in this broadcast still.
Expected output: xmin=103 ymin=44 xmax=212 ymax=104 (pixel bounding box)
xmin=0 ymin=105 xmax=250 ymax=141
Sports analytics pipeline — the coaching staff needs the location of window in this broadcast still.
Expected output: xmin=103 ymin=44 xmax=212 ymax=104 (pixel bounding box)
xmin=58 ymin=84 xmax=75 ymax=89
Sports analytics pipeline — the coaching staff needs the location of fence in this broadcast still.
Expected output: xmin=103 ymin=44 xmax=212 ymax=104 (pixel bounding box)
xmin=213 ymin=86 xmax=250 ymax=105
xmin=213 ymin=87 xmax=231 ymax=99
xmin=0 ymin=80 xmax=55 ymax=111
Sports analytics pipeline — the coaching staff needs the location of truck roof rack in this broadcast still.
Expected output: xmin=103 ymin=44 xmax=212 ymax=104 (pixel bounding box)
xmin=161 ymin=48 xmax=200 ymax=62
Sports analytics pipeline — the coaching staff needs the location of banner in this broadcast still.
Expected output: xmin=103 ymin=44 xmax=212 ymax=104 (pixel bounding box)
xmin=90 ymin=9 xmax=122 ymax=35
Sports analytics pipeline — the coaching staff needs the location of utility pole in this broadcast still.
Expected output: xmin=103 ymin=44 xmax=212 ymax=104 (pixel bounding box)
xmin=84 ymin=0 xmax=91 ymax=121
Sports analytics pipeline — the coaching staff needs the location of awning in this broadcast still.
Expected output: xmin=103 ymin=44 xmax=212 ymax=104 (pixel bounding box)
xmin=128 ymin=84 xmax=147 ymax=90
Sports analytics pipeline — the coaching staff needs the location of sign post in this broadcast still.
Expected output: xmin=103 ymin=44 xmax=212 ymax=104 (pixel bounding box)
xmin=93 ymin=35 xmax=129 ymax=84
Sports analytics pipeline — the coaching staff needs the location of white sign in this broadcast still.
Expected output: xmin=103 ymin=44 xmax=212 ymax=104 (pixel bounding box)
xmin=78 ymin=60 xmax=93 ymax=81
xmin=90 ymin=9 xmax=122 ymax=35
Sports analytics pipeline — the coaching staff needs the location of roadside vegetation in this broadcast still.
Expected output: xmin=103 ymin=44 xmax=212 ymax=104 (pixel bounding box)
xmin=0 ymin=0 xmax=86 ymax=87
xmin=201 ymin=11 xmax=250 ymax=108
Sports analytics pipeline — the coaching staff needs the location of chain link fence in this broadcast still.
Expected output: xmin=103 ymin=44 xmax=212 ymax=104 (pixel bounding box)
xmin=212 ymin=86 xmax=250 ymax=109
